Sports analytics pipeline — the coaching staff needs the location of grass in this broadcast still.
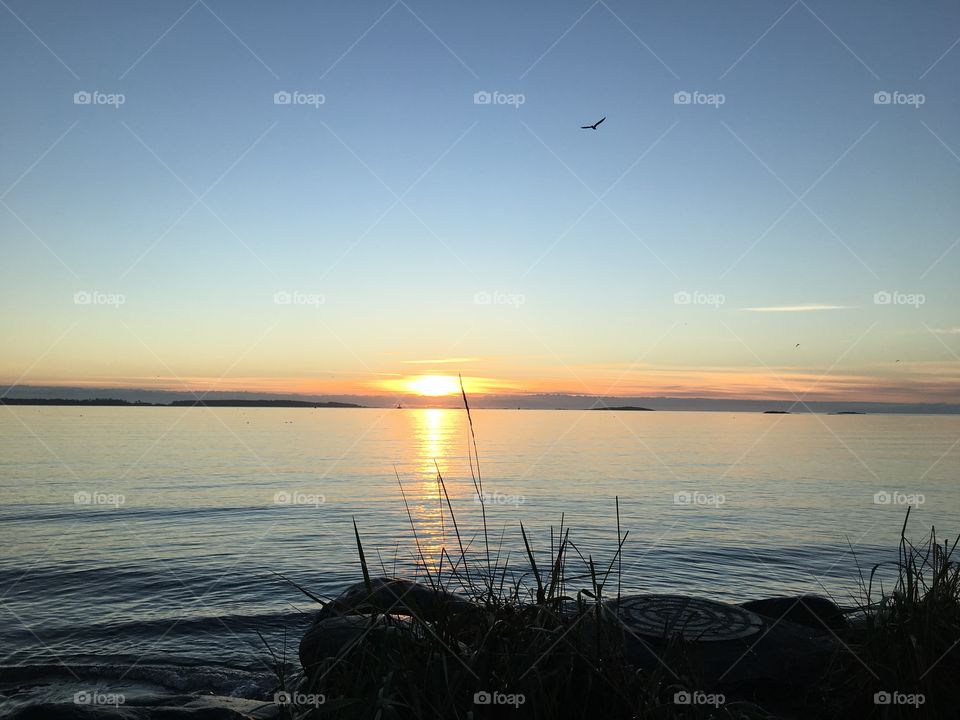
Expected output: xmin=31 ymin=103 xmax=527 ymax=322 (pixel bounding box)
xmin=829 ymin=507 xmax=960 ymax=719
xmin=269 ymin=387 xmax=959 ymax=720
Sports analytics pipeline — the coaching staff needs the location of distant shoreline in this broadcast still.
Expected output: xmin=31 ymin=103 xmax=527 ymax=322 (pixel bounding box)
xmin=0 ymin=398 xmax=364 ymax=409
xmin=3 ymin=395 xmax=960 ymax=415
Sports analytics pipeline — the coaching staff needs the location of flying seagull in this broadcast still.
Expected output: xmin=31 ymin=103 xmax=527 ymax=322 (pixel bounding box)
xmin=581 ymin=116 xmax=606 ymax=130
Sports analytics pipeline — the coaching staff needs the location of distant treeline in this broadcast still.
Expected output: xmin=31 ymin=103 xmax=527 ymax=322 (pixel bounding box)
xmin=169 ymin=399 xmax=362 ymax=408
xmin=1 ymin=398 xmax=363 ymax=408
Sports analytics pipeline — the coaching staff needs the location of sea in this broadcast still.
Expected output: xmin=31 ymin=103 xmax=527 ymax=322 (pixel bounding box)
xmin=1 ymin=406 xmax=957 ymax=711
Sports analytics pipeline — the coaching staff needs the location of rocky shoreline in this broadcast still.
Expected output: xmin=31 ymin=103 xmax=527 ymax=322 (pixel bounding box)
xmin=7 ymin=569 xmax=954 ymax=719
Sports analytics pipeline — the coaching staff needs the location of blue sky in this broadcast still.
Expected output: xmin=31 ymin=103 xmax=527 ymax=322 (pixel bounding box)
xmin=1 ymin=0 xmax=959 ymax=402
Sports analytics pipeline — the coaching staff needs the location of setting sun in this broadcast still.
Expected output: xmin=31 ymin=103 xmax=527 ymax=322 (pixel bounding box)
xmin=407 ymin=375 xmax=461 ymax=396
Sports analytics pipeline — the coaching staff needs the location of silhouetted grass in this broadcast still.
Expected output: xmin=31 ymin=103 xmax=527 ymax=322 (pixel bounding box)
xmin=829 ymin=507 xmax=960 ymax=719
xmin=270 ymin=388 xmax=958 ymax=720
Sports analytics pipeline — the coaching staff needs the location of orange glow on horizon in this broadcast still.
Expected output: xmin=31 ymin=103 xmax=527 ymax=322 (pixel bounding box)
xmin=7 ymin=360 xmax=960 ymax=405
xmin=406 ymin=375 xmax=460 ymax=397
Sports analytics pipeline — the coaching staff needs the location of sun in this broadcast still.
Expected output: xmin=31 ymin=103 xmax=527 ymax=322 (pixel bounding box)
xmin=407 ymin=375 xmax=460 ymax=397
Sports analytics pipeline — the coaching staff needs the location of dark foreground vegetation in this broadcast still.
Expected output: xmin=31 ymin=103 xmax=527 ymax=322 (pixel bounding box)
xmin=279 ymin=393 xmax=959 ymax=720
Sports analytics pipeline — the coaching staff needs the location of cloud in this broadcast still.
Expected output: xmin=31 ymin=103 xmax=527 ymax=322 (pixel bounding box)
xmin=401 ymin=357 xmax=481 ymax=364
xmin=930 ymin=327 xmax=960 ymax=335
xmin=741 ymin=304 xmax=853 ymax=313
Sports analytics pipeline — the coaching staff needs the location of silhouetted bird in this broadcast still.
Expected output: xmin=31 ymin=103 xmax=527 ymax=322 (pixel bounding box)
xmin=795 ymin=343 xmax=800 ymax=348
xmin=581 ymin=116 xmax=606 ymax=130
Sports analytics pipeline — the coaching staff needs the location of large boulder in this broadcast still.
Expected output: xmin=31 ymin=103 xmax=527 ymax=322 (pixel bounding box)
xmin=300 ymin=578 xmax=478 ymax=673
xmin=299 ymin=614 xmax=406 ymax=672
xmin=317 ymin=577 xmax=475 ymax=621
xmin=740 ymin=595 xmax=847 ymax=632
xmin=603 ymin=594 xmax=840 ymax=703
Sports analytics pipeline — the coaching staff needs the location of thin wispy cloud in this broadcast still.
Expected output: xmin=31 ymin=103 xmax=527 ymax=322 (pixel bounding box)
xmin=401 ymin=357 xmax=481 ymax=364
xmin=930 ymin=327 xmax=960 ymax=335
xmin=741 ymin=304 xmax=853 ymax=313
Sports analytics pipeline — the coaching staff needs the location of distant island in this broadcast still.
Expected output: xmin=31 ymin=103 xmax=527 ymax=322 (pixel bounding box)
xmin=593 ymin=405 xmax=655 ymax=411
xmin=169 ymin=399 xmax=362 ymax=408
xmin=829 ymin=411 xmax=866 ymax=415
xmin=4 ymin=386 xmax=960 ymax=414
xmin=0 ymin=398 xmax=363 ymax=408
xmin=763 ymin=410 xmax=791 ymax=414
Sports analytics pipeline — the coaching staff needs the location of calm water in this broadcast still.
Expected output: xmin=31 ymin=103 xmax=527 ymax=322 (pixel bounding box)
xmin=1 ymin=407 xmax=958 ymax=700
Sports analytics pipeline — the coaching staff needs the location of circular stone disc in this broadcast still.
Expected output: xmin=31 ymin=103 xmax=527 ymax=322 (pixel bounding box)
xmin=612 ymin=595 xmax=764 ymax=642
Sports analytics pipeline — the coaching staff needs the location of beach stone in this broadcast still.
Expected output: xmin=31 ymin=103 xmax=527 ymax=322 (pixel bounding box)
xmin=5 ymin=702 xmax=264 ymax=719
xmin=299 ymin=615 xmax=389 ymax=671
xmin=317 ymin=577 xmax=475 ymax=621
xmin=606 ymin=594 xmax=765 ymax=641
xmin=741 ymin=595 xmax=847 ymax=632
xmin=605 ymin=594 xmax=839 ymax=700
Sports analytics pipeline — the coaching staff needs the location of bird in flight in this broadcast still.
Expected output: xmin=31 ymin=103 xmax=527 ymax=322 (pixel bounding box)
xmin=795 ymin=343 xmax=800 ymax=348
xmin=581 ymin=116 xmax=606 ymax=130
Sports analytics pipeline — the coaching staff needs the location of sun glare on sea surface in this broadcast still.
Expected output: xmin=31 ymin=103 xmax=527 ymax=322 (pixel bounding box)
xmin=407 ymin=375 xmax=460 ymax=396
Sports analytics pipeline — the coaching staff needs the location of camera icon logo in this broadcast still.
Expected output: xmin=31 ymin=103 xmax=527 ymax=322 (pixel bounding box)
xmin=674 ymin=690 xmax=692 ymax=704
xmin=873 ymin=290 xmax=891 ymax=305
xmin=873 ymin=491 xmax=892 ymax=505
xmin=873 ymin=91 xmax=892 ymax=105
xmin=74 ymin=91 xmax=92 ymax=105
xmin=274 ymin=91 xmax=292 ymax=105
xmin=673 ymin=290 xmax=691 ymax=305
xmin=473 ymin=91 xmax=492 ymax=105
xmin=673 ymin=91 xmax=692 ymax=105
xmin=274 ymin=691 xmax=292 ymax=705
xmin=473 ymin=691 xmax=492 ymax=705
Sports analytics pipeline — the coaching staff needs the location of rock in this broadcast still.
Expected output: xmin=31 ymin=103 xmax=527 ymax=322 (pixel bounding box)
xmin=740 ymin=595 xmax=847 ymax=632
xmin=605 ymin=595 xmax=765 ymax=642
xmin=298 ymin=615 xmax=394 ymax=671
xmin=317 ymin=577 xmax=475 ymax=621
xmin=604 ymin=594 xmax=840 ymax=702
xmin=5 ymin=698 xmax=272 ymax=719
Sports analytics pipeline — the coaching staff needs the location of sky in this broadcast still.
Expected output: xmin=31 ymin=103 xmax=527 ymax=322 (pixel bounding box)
xmin=1 ymin=0 xmax=959 ymax=404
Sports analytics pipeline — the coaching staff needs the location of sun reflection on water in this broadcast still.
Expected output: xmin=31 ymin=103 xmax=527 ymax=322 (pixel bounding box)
xmin=405 ymin=408 xmax=464 ymax=571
